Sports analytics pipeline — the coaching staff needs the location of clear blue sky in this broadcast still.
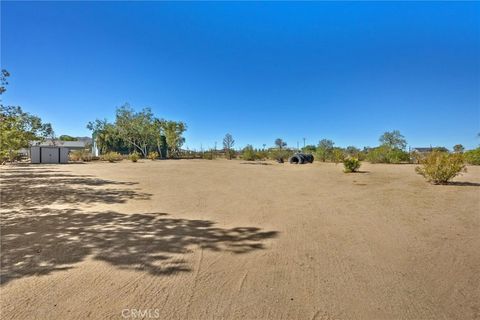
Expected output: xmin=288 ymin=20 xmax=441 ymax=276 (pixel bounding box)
xmin=2 ymin=1 xmax=479 ymax=150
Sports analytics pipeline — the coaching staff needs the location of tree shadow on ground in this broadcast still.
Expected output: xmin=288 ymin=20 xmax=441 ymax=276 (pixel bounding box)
xmin=0 ymin=168 xmax=150 ymax=209
xmin=1 ymin=209 xmax=278 ymax=285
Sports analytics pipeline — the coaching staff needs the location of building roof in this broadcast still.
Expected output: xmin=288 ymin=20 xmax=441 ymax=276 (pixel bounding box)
xmin=411 ymin=147 xmax=433 ymax=153
xmin=32 ymin=139 xmax=88 ymax=148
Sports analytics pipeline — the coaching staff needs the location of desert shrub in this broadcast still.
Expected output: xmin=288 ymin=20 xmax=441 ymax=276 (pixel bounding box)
xmin=129 ymin=152 xmax=140 ymax=162
xmin=225 ymin=149 xmax=236 ymax=160
xmin=202 ymin=150 xmax=215 ymax=160
xmin=70 ymin=149 xmax=93 ymax=162
xmin=464 ymin=148 xmax=480 ymax=165
xmin=367 ymin=146 xmax=409 ymax=164
xmin=366 ymin=146 xmax=389 ymax=163
xmin=1 ymin=150 xmax=23 ymax=164
xmin=343 ymin=157 xmax=361 ymax=173
xmin=387 ymin=148 xmax=410 ymax=164
xmin=241 ymin=145 xmax=256 ymax=161
xmin=255 ymin=150 xmax=269 ymax=160
xmin=332 ymin=148 xmax=345 ymax=164
xmin=269 ymin=149 xmax=293 ymax=163
xmin=101 ymin=151 xmax=123 ymax=163
xmin=148 ymin=151 xmax=159 ymax=160
xmin=415 ymin=151 xmax=466 ymax=184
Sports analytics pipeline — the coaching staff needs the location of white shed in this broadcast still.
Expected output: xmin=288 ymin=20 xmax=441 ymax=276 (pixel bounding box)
xmin=31 ymin=146 xmax=69 ymax=164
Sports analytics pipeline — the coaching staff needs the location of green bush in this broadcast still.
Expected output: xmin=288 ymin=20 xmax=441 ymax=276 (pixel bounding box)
xmin=101 ymin=151 xmax=123 ymax=163
xmin=464 ymin=148 xmax=480 ymax=165
xmin=202 ymin=150 xmax=215 ymax=160
xmin=367 ymin=146 xmax=409 ymax=164
xmin=269 ymin=149 xmax=293 ymax=163
xmin=255 ymin=150 xmax=269 ymax=160
xmin=225 ymin=149 xmax=236 ymax=160
xmin=332 ymin=148 xmax=345 ymax=164
xmin=129 ymin=152 xmax=139 ymax=162
xmin=241 ymin=145 xmax=256 ymax=161
xmin=415 ymin=151 xmax=466 ymax=184
xmin=70 ymin=149 xmax=93 ymax=162
xmin=343 ymin=157 xmax=361 ymax=173
xmin=148 ymin=151 xmax=159 ymax=160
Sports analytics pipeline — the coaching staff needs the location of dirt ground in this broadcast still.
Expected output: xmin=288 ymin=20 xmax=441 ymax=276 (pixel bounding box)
xmin=1 ymin=159 xmax=479 ymax=320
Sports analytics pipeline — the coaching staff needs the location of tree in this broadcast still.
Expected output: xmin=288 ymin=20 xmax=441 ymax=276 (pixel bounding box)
xmin=275 ymin=138 xmax=287 ymax=149
xmin=345 ymin=146 xmax=360 ymax=156
xmin=317 ymin=139 xmax=334 ymax=162
xmin=87 ymin=119 xmax=126 ymax=154
xmin=453 ymin=144 xmax=464 ymax=153
xmin=0 ymin=105 xmax=52 ymax=162
xmin=161 ymin=120 xmax=187 ymax=158
xmin=0 ymin=69 xmax=10 ymax=95
xmin=223 ymin=133 xmax=235 ymax=160
xmin=59 ymin=135 xmax=78 ymax=141
xmin=0 ymin=71 xmax=53 ymax=162
xmin=242 ymin=145 xmax=256 ymax=161
xmin=302 ymin=145 xmax=317 ymax=153
xmin=379 ymin=130 xmax=407 ymax=150
xmin=115 ymin=105 xmax=157 ymax=157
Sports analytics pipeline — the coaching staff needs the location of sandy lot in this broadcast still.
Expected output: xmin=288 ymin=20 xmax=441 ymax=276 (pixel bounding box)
xmin=1 ymin=160 xmax=479 ymax=320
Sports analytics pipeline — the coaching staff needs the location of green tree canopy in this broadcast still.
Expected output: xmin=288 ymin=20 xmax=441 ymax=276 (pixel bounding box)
xmin=379 ymin=130 xmax=407 ymax=150
xmin=275 ymin=138 xmax=287 ymax=149
xmin=1 ymin=71 xmax=53 ymax=162
xmin=453 ymin=144 xmax=464 ymax=153
xmin=59 ymin=135 xmax=78 ymax=141
xmin=316 ymin=139 xmax=335 ymax=162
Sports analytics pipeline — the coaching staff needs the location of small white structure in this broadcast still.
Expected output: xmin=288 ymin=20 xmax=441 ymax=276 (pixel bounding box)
xmin=31 ymin=146 xmax=69 ymax=164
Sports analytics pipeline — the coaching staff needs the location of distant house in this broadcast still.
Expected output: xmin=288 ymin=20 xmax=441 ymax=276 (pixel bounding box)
xmin=19 ymin=139 xmax=91 ymax=158
xmin=31 ymin=139 xmax=89 ymax=151
xmin=411 ymin=147 xmax=433 ymax=154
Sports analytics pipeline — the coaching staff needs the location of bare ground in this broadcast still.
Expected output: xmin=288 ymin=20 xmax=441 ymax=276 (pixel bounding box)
xmin=1 ymin=160 xmax=479 ymax=320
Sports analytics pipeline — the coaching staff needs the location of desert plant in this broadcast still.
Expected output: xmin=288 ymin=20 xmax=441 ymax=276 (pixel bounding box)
xmin=255 ymin=149 xmax=269 ymax=160
xmin=464 ymin=148 xmax=480 ymax=165
xmin=202 ymin=150 xmax=215 ymax=160
xmin=101 ymin=151 xmax=123 ymax=163
xmin=332 ymin=148 xmax=345 ymax=164
xmin=225 ymin=149 xmax=236 ymax=160
xmin=367 ymin=146 xmax=409 ymax=164
xmin=343 ymin=157 xmax=361 ymax=173
xmin=269 ymin=149 xmax=292 ymax=163
xmin=415 ymin=151 xmax=466 ymax=184
xmin=453 ymin=144 xmax=465 ymax=153
xmin=223 ymin=133 xmax=235 ymax=159
xmin=129 ymin=152 xmax=140 ymax=162
xmin=242 ymin=145 xmax=257 ymax=161
xmin=69 ymin=149 xmax=93 ymax=162
xmin=148 ymin=151 xmax=159 ymax=160
xmin=316 ymin=139 xmax=334 ymax=162
xmin=379 ymin=130 xmax=407 ymax=150
xmin=274 ymin=138 xmax=287 ymax=149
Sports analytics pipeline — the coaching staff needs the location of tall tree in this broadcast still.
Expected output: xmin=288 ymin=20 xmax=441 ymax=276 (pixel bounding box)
xmin=161 ymin=120 xmax=187 ymax=158
xmin=0 ymin=71 xmax=52 ymax=162
xmin=453 ymin=144 xmax=464 ymax=153
xmin=0 ymin=69 xmax=10 ymax=95
xmin=379 ymin=130 xmax=407 ymax=150
xmin=87 ymin=119 xmax=125 ymax=154
xmin=0 ymin=106 xmax=53 ymax=162
xmin=223 ymin=133 xmax=235 ymax=160
xmin=317 ymin=139 xmax=335 ymax=162
xmin=115 ymin=105 xmax=157 ymax=157
xmin=275 ymin=138 xmax=287 ymax=149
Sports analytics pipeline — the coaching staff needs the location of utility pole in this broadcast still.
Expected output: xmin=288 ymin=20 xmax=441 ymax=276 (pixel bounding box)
xmin=303 ymin=137 xmax=306 ymax=148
